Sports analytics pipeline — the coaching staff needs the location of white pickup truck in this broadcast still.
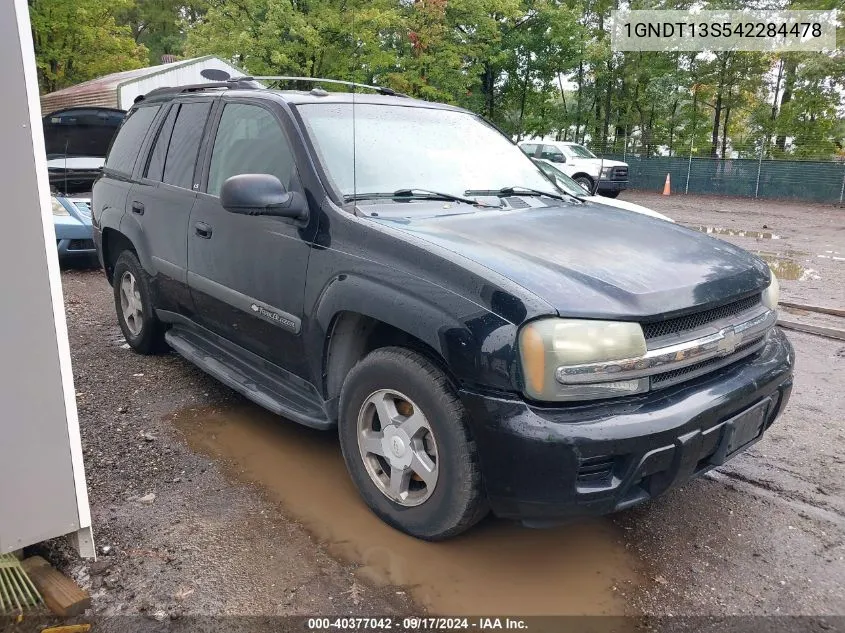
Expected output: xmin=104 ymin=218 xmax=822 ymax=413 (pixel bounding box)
xmin=518 ymin=140 xmax=629 ymax=198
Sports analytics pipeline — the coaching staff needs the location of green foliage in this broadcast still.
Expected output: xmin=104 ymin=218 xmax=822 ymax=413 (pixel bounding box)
xmin=30 ymin=0 xmax=149 ymax=93
xmin=30 ymin=0 xmax=845 ymax=159
xmin=118 ymin=0 xmax=207 ymax=64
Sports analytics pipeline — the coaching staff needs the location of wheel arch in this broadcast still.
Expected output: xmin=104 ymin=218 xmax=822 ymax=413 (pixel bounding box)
xmin=571 ymin=172 xmax=595 ymax=185
xmin=322 ymin=311 xmax=462 ymax=423
xmin=101 ymin=227 xmax=137 ymax=283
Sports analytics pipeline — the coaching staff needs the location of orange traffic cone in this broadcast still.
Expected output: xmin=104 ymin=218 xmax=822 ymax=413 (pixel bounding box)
xmin=662 ymin=173 xmax=671 ymax=195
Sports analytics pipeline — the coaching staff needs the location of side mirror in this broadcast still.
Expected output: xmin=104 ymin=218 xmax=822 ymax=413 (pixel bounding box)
xmin=552 ymin=155 xmax=566 ymax=164
xmin=220 ymin=174 xmax=308 ymax=221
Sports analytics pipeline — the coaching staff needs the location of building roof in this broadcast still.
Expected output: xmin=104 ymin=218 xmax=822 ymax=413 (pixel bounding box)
xmin=40 ymin=56 xmax=222 ymax=114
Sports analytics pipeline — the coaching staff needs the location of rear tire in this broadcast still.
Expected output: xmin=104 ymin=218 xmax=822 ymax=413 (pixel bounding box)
xmin=338 ymin=347 xmax=488 ymax=540
xmin=112 ymin=250 xmax=166 ymax=354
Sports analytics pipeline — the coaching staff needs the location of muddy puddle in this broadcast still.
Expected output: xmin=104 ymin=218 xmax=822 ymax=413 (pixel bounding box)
xmin=693 ymin=225 xmax=782 ymax=239
xmin=754 ymin=251 xmax=809 ymax=281
xmin=174 ymin=403 xmax=639 ymax=616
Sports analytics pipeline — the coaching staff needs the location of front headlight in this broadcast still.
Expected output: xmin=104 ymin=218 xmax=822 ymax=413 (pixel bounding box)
xmin=52 ymin=197 xmax=70 ymax=216
xmin=600 ymin=167 xmax=612 ymax=178
xmin=519 ymin=318 xmax=648 ymax=401
xmin=762 ymin=271 xmax=780 ymax=310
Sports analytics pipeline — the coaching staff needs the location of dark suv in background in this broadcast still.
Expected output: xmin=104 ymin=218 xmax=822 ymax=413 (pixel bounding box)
xmin=93 ymin=78 xmax=794 ymax=540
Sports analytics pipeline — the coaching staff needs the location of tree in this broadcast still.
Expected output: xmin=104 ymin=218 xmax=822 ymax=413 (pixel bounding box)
xmin=118 ymin=0 xmax=207 ymax=64
xmin=30 ymin=0 xmax=149 ymax=93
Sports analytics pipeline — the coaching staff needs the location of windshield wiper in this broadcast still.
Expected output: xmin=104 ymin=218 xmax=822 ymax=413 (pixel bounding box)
xmin=465 ymin=186 xmax=580 ymax=204
xmin=345 ymin=188 xmax=495 ymax=207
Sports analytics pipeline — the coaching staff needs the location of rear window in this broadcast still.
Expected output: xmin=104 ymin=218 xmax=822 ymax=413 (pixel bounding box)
xmin=144 ymin=105 xmax=178 ymax=181
xmin=104 ymin=106 xmax=160 ymax=176
xmin=163 ymin=102 xmax=211 ymax=189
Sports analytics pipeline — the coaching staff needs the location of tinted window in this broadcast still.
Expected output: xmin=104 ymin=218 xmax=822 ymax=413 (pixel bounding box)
xmin=104 ymin=106 xmax=160 ymax=175
xmin=540 ymin=144 xmax=564 ymax=160
xmin=163 ymin=102 xmax=211 ymax=189
xmin=521 ymin=143 xmax=538 ymax=156
xmin=144 ymin=105 xmax=178 ymax=181
xmin=207 ymin=104 xmax=295 ymax=196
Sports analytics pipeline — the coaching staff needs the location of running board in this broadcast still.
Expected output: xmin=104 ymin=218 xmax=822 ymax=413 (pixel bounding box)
xmin=165 ymin=326 xmax=333 ymax=430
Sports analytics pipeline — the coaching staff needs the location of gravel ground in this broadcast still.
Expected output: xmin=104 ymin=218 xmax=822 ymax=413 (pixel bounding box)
xmin=38 ymin=268 xmax=414 ymax=631
xmin=28 ymin=193 xmax=844 ymax=630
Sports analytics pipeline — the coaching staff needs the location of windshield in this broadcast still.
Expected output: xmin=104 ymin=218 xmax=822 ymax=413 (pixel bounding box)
xmin=533 ymin=160 xmax=590 ymax=197
xmin=296 ymin=103 xmax=557 ymax=200
xmin=563 ymin=144 xmax=597 ymax=159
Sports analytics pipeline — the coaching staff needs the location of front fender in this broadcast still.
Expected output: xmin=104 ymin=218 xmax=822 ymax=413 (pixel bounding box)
xmin=308 ymin=272 xmax=519 ymax=395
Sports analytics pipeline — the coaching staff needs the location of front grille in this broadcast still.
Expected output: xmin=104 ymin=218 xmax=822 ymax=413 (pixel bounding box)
xmin=68 ymin=239 xmax=95 ymax=251
xmin=611 ymin=166 xmax=628 ymax=181
xmin=642 ymin=294 xmax=762 ymax=340
xmin=650 ymin=336 xmax=764 ymax=389
xmin=577 ymin=455 xmax=615 ymax=485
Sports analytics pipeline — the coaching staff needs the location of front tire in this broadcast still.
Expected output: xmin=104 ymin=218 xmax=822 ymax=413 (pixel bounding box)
xmin=338 ymin=347 xmax=488 ymax=540
xmin=600 ymin=190 xmax=621 ymax=199
xmin=573 ymin=174 xmax=594 ymax=193
xmin=112 ymin=250 xmax=166 ymax=354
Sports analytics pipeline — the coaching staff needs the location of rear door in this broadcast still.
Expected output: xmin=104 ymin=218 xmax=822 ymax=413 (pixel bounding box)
xmin=94 ymin=104 xmax=161 ymax=264
xmin=187 ymin=99 xmax=313 ymax=377
xmin=125 ymin=98 xmax=213 ymax=315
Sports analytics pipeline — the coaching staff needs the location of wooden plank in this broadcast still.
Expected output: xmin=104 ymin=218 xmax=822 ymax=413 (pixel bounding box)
xmin=780 ymin=302 xmax=845 ymax=319
xmin=20 ymin=556 xmax=90 ymax=617
xmin=777 ymin=319 xmax=845 ymax=341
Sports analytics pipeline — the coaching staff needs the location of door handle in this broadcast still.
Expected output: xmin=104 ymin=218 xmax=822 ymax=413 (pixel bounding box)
xmin=131 ymin=201 xmax=144 ymax=215
xmin=194 ymin=221 xmax=213 ymax=239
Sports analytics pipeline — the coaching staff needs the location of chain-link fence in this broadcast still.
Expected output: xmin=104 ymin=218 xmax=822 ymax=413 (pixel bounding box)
xmin=596 ymin=152 xmax=845 ymax=203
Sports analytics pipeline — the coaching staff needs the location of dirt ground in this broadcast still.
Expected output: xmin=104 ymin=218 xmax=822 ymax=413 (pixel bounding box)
xmin=36 ymin=193 xmax=844 ymax=630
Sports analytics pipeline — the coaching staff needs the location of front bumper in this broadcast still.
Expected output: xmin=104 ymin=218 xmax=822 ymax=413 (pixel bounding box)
xmin=54 ymin=216 xmax=96 ymax=258
xmin=460 ymin=327 xmax=794 ymax=524
xmin=597 ymin=179 xmax=627 ymax=193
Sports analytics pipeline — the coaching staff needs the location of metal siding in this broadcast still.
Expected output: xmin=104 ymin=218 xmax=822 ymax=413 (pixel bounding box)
xmin=118 ymin=59 xmax=247 ymax=108
xmin=39 ymin=57 xmax=245 ymax=116
xmin=41 ymin=90 xmax=119 ymax=115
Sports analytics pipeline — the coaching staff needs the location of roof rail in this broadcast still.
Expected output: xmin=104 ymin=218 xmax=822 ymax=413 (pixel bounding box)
xmin=253 ymin=76 xmax=408 ymax=97
xmin=136 ymin=77 xmax=263 ymax=103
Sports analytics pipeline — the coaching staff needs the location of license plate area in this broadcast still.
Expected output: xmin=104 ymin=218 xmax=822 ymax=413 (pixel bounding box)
xmin=710 ymin=397 xmax=772 ymax=466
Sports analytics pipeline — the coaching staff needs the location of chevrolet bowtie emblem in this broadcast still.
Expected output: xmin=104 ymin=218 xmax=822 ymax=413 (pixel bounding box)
xmin=717 ymin=327 xmax=741 ymax=356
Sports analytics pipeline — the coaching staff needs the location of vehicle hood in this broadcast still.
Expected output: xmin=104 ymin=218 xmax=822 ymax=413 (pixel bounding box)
xmin=573 ymin=157 xmax=627 ymax=168
xmin=370 ymin=202 xmax=770 ymax=320
xmin=54 ymin=196 xmax=92 ymax=226
xmin=584 ymin=196 xmax=673 ymax=222
xmin=47 ymin=157 xmax=105 ymax=170
xmin=43 ymin=108 xmax=124 ymax=159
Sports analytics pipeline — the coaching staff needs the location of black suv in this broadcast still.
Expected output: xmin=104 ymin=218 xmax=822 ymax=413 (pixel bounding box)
xmin=93 ymin=78 xmax=794 ymax=540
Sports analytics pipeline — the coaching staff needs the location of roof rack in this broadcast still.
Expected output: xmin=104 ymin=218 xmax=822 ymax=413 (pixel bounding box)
xmin=136 ymin=77 xmax=263 ymax=102
xmin=253 ymin=76 xmax=408 ymax=97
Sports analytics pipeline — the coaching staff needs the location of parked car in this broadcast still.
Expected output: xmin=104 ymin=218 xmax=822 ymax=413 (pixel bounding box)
xmin=51 ymin=195 xmax=97 ymax=260
xmin=519 ymin=140 xmax=628 ymax=197
xmin=43 ymin=107 xmax=125 ymax=261
xmin=93 ymin=79 xmax=793 ymax=540
xmin=532 ymin=158 xmax=672 ymax=222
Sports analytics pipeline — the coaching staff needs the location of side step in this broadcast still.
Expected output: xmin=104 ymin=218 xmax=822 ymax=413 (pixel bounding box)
xmin=165 ymin=326 xmax=333 ymax=430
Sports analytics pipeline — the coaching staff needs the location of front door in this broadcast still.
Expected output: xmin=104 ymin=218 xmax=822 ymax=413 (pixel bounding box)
xmin=187 ymin=100 xmax=313 ymax=378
